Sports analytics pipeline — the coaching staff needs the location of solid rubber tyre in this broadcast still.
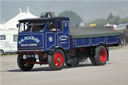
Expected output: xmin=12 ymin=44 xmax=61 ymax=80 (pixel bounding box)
xmin=17 ymin=54 xmax=35 ymax=71
xmin=90 ymin=46 xmax=108 ymax=65
xmin=48 ymin=49 xmax=65 ymax=70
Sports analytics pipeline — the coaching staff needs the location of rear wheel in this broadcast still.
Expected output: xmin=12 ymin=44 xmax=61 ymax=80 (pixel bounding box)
xmin=17 ymin=54 xmax=35 ymax=71
xmin=90 ymin=46 xmax=108 ymax=65
xmin=48 ymin=49 xmax=65 ymax=70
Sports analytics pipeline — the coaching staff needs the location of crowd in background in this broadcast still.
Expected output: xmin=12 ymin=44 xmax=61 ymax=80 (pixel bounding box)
xmin=120 ymin=26 xmax=128 ymax=46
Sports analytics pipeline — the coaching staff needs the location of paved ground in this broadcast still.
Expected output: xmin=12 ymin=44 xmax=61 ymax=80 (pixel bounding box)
xmin=1 ymin=46 xmax=128 ymax=85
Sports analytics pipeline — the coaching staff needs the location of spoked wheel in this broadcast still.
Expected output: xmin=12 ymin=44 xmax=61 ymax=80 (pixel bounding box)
xmin=90 ymin=46 xmax=108 ymax=65
xmin=17 ymin=54 xmax=35 ymax=71
xmin=48 ymin=49 xmax=65 ymax=70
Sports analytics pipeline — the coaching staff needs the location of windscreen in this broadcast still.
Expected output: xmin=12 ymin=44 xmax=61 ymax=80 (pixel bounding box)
xmin=19 ymin=22 xmax=45 ymax=32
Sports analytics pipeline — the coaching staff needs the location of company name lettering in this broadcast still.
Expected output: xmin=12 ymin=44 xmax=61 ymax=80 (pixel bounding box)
xmin=59 ymin=35 xmax=68 ymax=40
xmin=19 ymin=36 xmax=40 ymax=44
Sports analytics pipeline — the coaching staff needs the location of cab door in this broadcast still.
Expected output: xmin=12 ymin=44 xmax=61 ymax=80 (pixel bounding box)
xmin=57 ymin=21 xmax=70 ymax=50
xmin=45 ymin=21 xmax=56 ymax=50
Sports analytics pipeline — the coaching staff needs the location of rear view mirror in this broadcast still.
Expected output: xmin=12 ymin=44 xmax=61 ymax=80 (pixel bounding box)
xmin=16 ymin=24 xmax=19 ymax=28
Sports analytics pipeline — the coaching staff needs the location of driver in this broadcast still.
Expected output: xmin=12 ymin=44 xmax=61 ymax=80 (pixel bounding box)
xmin=47 ymin=22 xmax=56 ymax=31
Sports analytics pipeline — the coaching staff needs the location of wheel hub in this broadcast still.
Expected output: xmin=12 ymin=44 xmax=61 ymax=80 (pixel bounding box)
xmin=57 ymin=57 xmax=61 ymax=62
xmin=53 ymin=52 xmax=63 ymax=67
xmin=99 ymin=48 xmax=106 ymax=63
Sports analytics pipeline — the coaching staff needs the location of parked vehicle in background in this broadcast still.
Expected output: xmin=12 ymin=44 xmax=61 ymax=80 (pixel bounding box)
xmin=0 ymin=8 xmax=38 ymax=55
xmin=104 ymin=23 xmax=117 ymax=30
xmin=115 ymin=23 xmax=128 ymax=30
xmin=0 ymin=28 xmax=18 ymax=55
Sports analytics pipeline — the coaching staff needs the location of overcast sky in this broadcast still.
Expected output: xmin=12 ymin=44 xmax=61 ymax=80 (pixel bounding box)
xmin=0 ymin=0 xmax=128 ymax=23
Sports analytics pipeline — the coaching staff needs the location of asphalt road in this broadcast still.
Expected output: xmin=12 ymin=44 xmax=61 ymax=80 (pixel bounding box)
xmin=1 ymin=46 xmax=128 ymax=85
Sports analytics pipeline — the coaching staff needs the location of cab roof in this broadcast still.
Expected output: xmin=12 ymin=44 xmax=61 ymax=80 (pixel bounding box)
xmin=19 ymin=17 xmax=69 ymax=22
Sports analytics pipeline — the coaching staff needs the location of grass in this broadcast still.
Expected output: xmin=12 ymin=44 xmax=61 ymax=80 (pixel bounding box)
xmin=0 ymin=54 xmax=17 ymax=57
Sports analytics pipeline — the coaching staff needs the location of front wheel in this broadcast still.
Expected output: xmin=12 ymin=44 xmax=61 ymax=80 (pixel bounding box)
xmin=48 ymin=49 xmax=65 ymax=70
xmin=17 ymin=54 xmax=35 ymax=71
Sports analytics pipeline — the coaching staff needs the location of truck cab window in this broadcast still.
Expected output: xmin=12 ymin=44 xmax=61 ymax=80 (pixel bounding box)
xmin=46 ymin=21 xmax=56 ymax=31
xmin=57 ymin=21 xmax=61 ymax=31
xmin=31 ymin=23 xmax=41 ymax=32
xmin=19 ymin=23 xmax=25 ymax=32
xmin=19 ymin=22 xmax=45 ymax=32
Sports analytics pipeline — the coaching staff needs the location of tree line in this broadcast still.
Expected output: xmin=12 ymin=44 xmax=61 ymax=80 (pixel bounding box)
xmin=90 ymin=12 xmax=128 ymax=26
xmin=57 ymin=10 xmax=128 ymax=26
